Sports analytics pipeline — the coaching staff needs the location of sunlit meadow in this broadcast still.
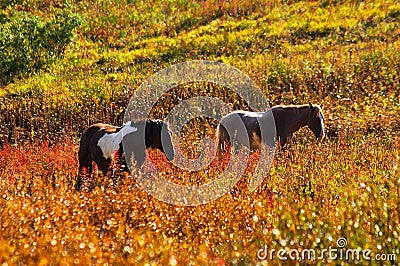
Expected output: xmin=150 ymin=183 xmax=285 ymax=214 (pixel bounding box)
xmin=0 ymin=0 xmax=399 ymax=265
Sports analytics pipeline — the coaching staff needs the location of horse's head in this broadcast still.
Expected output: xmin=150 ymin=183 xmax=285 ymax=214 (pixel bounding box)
xmin=146 ymin=120 xmax=175 ymax=161
xmin=307 ymin=103 xmax=325 ymax=140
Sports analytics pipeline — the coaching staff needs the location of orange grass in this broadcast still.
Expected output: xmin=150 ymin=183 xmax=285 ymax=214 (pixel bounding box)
xmin=0 ymin=139 xmax=278 ymax=265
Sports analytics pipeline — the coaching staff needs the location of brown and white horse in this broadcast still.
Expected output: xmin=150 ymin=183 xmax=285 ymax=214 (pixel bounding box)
xmin=216 ymin=103 xmax=325 ymax=153
xmin=76 ymin=120 xmax=174 ymax=190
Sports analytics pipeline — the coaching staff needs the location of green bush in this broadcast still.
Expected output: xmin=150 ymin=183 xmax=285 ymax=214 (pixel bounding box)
xmin=0 ymin=10 xmax=81 ymax=84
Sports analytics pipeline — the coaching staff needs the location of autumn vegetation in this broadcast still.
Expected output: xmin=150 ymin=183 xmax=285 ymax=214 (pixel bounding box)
xmin=0 ymin=0 xmax=399 ymax=265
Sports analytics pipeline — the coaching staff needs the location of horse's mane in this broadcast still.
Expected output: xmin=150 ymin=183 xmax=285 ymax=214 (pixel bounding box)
xmin=149 ymin=119 xmax=165 ymax=127
xmin=125 ymin=119 xmax=165 ymax=126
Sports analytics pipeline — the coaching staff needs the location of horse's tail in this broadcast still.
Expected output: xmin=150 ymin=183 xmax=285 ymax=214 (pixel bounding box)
xmin=216 ymin=123 xmax=230 ymax=155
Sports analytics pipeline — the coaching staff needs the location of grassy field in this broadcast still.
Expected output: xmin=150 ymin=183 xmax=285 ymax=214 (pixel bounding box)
xmin=0 ymin=0 xmax=399 ymax=265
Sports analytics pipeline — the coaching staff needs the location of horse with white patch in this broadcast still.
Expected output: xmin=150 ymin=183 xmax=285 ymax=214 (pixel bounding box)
xmin=216 ymin=103 xmax=325 ymax=154
xmin=77 ymin=120 xmax=174 ymax=190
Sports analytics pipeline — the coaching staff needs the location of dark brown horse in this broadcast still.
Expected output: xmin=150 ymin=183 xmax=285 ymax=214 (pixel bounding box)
xmin=216 ymin=103 xmax=325 ymax=153
xmin=77 ymin=120 xmax=174 ymax=190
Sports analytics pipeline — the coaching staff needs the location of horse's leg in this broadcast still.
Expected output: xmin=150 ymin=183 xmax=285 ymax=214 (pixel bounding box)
xmin=96 ymin=157 xmax=112 ymax=177
xmin=278 ymin=137 xmax=286 ymax=148
xmin=120 ymin=154 xmax=129 ymax=173
xmin=92 ymin=154 xmax=114 ymax=189
xmin=111 ymin=147 xmax=124 ymax=187
xmin=216 ymin=125 xmax=230 ymax=156
xmin=219 ymin=139 xmax=231 ymax=155
xmin=87 ymin=164 xmax=93 ymax=175
xmin=278 ymin=134 xmax=292 ymax=148
xmin=78 ymin=165 xmax=94 ymax=192
xmin=277 ymin=136 xmax=293 ymax=159
xmin=77 ymin=144 xmax=93 ymax=192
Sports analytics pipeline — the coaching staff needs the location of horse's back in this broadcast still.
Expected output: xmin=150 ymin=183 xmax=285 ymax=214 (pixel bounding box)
xmin=89 ymin=123 xmax=119 ymax=133
xmin=79 ymin=123 xmax=119 ymax=154
xmin=221 ymin=110 xmax=272 ymax=131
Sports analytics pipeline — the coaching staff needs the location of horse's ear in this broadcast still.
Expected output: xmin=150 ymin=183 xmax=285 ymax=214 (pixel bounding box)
xmin=309 ymin=102 xmax=313 ymax=109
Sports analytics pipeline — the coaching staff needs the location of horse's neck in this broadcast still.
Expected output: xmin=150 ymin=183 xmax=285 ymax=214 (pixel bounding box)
xmin=286 ymin=107 xmax=309 ymax=135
